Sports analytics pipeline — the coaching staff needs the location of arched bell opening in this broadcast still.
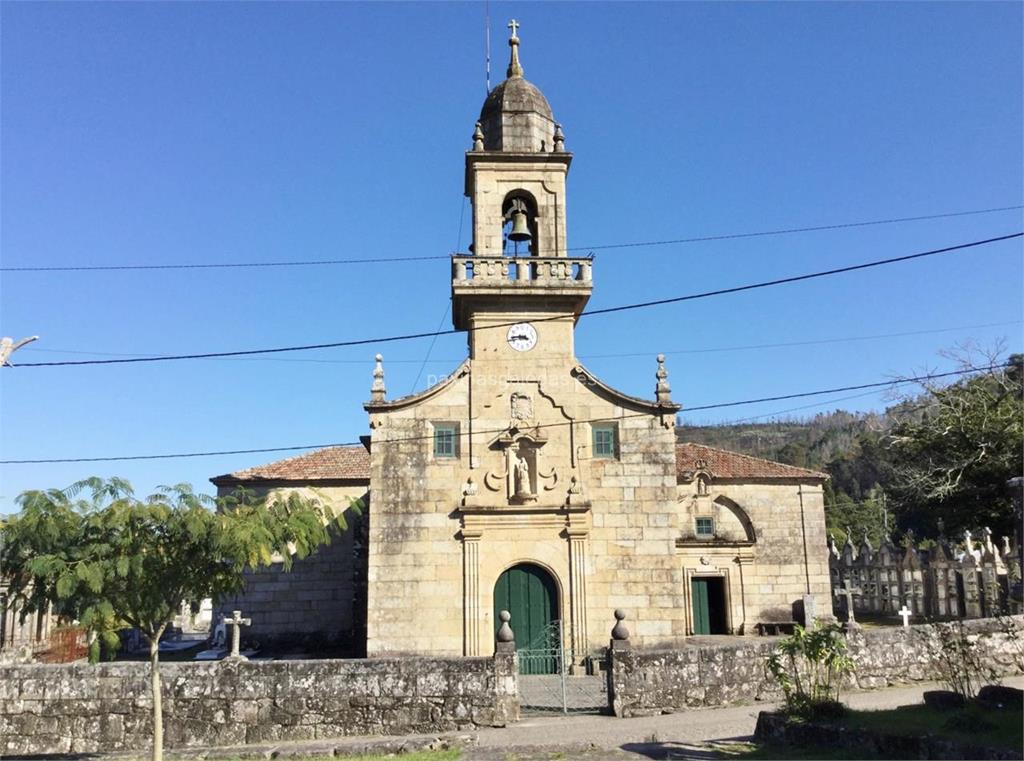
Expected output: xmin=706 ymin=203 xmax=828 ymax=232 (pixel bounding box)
xmin=501 ymin=191 xmax=539 ymax=259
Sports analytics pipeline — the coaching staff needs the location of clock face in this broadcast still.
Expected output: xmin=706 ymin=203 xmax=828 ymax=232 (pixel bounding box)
xmin=506 ymin=322 xmax=538 ymax=352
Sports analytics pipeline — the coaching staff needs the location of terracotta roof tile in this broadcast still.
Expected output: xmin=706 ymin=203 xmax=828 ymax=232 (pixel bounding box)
xmin=676 ymin=442 xmax=827 ymax=481
xmin=213 ymin=441 xmax=825 ymax=485
xmin=213 ymin=446 xmax=370 ymax=483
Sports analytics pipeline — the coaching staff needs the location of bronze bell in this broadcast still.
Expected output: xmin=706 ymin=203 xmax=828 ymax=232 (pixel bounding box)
xmin=508 ymin=209 xmax=532 ymax=242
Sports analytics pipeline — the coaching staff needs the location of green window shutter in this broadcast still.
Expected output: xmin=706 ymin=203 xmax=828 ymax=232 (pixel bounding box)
xmin=433 ymin=424 xmax=458 ymax=457
xmin=592 ymin=424 xmax=617 ymax=458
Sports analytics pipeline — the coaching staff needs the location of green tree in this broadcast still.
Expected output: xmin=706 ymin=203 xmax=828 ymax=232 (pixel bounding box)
xmin=887 ymin=350 xmax=1023 ymax=539
xmin=0 ymin=477 xmax=358 ymax=761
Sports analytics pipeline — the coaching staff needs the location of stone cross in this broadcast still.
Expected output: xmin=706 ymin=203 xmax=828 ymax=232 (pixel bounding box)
xmin=508 ymin=19 xmax=520 ymax=37
xmin=898 ymin=604 xmax=912 ymax=628
xmin=833 ymin=583 xmax=861 ymax=623
xmin=223 ymin=610 xmax=251 ymax=659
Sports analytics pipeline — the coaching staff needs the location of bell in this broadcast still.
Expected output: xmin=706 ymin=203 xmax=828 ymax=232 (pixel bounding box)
xmin=508 ymin=210 xmax=532 ymax=242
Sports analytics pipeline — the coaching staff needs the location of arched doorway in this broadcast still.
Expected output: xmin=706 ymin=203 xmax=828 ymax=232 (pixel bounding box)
xmin=493 ymin=563 xmax=559 ymax=674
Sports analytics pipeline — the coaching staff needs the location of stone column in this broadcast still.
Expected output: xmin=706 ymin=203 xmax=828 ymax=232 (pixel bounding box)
xmin=567 ymin=527 xmax=589 ymax=666
xmin=462 ymin=529 xmax=483 ymax=656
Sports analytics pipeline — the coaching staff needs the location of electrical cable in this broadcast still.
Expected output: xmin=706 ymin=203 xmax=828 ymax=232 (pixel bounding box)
xmin=2 ymin=205 xmax=1019 ymax=273
xmin=0 ymin=363 xmax=1008 ymax=464
xmin=9 ymin=233 xmax=1021 ymax=368
xmin=18 ymin=320 xmax=1022 ymax=365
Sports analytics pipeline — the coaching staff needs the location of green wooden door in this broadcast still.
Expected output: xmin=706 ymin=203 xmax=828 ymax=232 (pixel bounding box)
xmin=691 ymin=578 xmax=711 ymax=635
xmin=493 ymin=564 xmax=558 ymax=674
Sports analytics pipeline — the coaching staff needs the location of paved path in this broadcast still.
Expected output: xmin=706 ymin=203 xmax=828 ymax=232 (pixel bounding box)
xmin=113 ymin=675 xmax=1023 ymax=761
xmin=478 ymin=675 xmax=1024 ymax=754
xmin=466 ymin=676 xmax=1024 ymax=759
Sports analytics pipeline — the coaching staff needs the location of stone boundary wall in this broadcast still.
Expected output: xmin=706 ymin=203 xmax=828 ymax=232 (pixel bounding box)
xmin=609 ymin=616 xmax=1024 ymax=717
xmin=0 ymin=651 xmax=518 ymax=756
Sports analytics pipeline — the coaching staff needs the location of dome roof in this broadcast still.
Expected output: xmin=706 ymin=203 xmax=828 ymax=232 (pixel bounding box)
xmin=480 ymin=76 xmax=554 ymax=125
xmin=475 ymin=25 xmax=559 ymax=153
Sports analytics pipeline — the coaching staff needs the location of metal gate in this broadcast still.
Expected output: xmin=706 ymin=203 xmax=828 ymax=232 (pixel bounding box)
xmin=517 ymin=620 xmax=608 ymax=714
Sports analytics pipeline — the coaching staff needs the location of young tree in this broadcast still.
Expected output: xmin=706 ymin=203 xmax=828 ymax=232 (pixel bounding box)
xmin=0 ymin=477 xmax=358 ymax=761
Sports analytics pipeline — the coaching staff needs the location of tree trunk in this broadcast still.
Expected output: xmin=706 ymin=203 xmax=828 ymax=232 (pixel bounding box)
xmin=148 ymin=629 xmax=165 ymax=761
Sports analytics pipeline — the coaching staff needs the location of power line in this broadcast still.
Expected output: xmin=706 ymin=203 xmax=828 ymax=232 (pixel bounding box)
xmin=581 ymin=320 xmax=1023 ymax=360
xmin=2 ymin=205 xmax=1019 ymax=273
xmin=410 ymin=198 xmax=465 ymax=393
xmin=0 ymin=363 xmax=1006 ymax=464
xmin=9 ymin=232 xmax=1021 ymax=368
xmin=569 ymin=204 xmax=1023 ymax=252
xmin=0 ymin=254 xmax=449 ymax=273
xmin=681 ymin=365 xmax=1003 ymax=413
xmin=687 ymin=388 xmax=892 ymax=426
xmin=18 ymin=319 xmax=1023 ymax=365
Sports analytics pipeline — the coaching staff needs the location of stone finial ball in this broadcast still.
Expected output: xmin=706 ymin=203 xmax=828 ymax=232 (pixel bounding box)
xmin=656 ymin=354 xmax=665 ymax=363
xmin=375 ymin=353 xmax=383 ymax=361
xmin=499 ymin=610 xmax=511 ymax=623
xmin=611 ymin=609 xmax=630 ymax=641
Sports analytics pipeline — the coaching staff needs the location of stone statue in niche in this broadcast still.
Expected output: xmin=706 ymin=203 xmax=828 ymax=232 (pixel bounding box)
xmin=696 ymin=475 xmax=710 ymax=496
xmin=514 ymin=453 xmax=532 ymax=498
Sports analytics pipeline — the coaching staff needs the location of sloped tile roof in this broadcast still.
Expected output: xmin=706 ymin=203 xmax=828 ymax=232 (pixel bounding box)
xmin=676 ymin=442 xmax=827 ymax=481
xmin=212 ymin=446 xmax=370 ymax=484
xmin=213 ymin=441 xmax=825 ymax=485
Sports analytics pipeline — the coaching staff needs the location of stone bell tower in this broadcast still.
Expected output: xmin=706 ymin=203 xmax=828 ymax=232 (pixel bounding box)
xmin=452 ymin=21 xmax=592 ymax=363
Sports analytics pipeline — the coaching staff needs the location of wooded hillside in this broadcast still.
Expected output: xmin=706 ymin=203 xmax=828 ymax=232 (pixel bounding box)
xmin=676 ymin=354 xmax=1023 ymax=548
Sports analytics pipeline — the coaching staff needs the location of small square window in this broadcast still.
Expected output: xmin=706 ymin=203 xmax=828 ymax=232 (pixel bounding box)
xmin=695 ymin=517 xmax=715 ymax=538
xmin=592 ymin=424 xmax=618 ymax=458
xmin=433 ymin=423 xmax=459 ymax=458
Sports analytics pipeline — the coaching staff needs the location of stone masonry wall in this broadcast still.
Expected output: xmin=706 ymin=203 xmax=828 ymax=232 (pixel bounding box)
xmin=608 ymin=616 xmax=1024 ymax=717
xmin=213 ymin=486 xmax=368 ymax=647
xmin=0 ymin=651 xmax=518 ymax=756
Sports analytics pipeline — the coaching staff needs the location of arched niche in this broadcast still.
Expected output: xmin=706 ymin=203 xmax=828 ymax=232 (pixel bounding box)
xmin=712 ymin=496 xmax=757 ymax=543
xmin=679 ymin=493 xmax=756 ymax=543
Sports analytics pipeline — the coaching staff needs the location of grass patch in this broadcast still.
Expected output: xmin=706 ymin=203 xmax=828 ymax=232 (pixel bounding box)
xmin=841 ymin=702 xmax=1022 ymax=750
xmin=719 ymin=701 xmax=1023 ymax=760
xmin=715 ymin=741 xmax=892 ymax=760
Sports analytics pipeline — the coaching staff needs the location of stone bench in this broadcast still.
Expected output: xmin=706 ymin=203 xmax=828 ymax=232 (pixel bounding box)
xmin=755 ymin=621 xmax=798 ymax=636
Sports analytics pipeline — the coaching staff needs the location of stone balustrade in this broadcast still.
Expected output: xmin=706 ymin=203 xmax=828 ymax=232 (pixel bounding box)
xmin=451 ymin=255 xmax=593 ymax=285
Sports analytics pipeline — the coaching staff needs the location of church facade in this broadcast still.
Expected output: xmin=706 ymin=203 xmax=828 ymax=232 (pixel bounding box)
xmin=211 ymin=28 xmax=831 ymax=661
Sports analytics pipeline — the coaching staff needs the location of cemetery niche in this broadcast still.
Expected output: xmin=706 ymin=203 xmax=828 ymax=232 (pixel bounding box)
xmin=828 ymin=527 xmax=1022 ymax=623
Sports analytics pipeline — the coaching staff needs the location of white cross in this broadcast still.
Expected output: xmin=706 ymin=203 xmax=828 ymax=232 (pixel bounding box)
xmin=508 ymin=19 xmax=520 ymax=37
xmin=223 ymin=609 xmax=251 ymax=659
xmin=898 ymin=604 xmax=912 ymax=628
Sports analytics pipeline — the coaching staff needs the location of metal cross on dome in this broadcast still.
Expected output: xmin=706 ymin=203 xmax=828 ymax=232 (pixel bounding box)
xmin=508 ymin=19 xmax=520 ymax=37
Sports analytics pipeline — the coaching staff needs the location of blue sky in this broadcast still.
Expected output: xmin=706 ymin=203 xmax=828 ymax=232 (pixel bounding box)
xmin=1 ymin=2 xmax=1021 ymax=513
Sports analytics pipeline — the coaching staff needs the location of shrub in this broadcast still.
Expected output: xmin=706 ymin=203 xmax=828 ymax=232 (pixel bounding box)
xmin=926 ymin=619 xmax=998 ymax=700
xmin=765 ymin=623 xmax=855 ymax=718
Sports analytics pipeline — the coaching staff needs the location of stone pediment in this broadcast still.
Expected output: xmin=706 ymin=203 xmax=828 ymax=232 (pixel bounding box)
xmin=571 ymin=363 xmax=681 ymax=415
